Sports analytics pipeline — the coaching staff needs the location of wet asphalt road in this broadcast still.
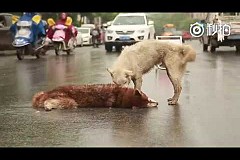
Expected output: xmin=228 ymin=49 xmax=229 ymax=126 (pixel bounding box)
xmin=0 ymin=40 xmax=240 ymax=147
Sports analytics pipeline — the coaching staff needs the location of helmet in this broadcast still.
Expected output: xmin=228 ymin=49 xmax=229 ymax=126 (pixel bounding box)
xmin=60 ymin=12 xmax=67 ymax=21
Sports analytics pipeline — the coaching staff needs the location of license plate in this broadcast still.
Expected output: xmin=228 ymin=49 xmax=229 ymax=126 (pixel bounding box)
xmin=119 ymin=36 xmax=130 ymax=41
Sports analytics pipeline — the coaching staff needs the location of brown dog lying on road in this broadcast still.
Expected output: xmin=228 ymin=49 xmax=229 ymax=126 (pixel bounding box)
xmin=32 ymin=84 xmax=158 ymax=111
xmin=107 ymin=39 xmax=196 ymax=105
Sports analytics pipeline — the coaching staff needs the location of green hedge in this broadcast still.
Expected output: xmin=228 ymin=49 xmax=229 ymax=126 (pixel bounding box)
xmin=148 ymin=13 xmax=199 ymax=35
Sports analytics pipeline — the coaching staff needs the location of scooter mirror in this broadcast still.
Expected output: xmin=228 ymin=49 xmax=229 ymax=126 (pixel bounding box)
xmin=32 ymin=15 xmax=41 ymax=24
xmin=65 ymin=17 xmax=72 ymax=26
xmin=47 ymin=18 xmax=55 ymax=26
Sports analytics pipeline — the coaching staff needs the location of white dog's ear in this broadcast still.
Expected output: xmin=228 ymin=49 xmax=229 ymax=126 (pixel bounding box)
xmin=124 ymin=70 xmax=134 ymax=77
xmin=134 ymin=89 xmax=142 ymax=96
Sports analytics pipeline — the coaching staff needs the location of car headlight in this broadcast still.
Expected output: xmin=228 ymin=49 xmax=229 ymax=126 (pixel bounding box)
xmin=137 ymin=30 xmax=145 ymax=33
xmin=106 ymin=30 xmax=114 ymax=34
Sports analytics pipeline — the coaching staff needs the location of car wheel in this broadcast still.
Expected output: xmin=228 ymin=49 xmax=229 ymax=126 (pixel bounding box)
xmin=203 ymin=44 xmax=208 ymax=51
xmin=105 ymin=43 xmax=112 ymax=52
xmin=210 ymin=46 xmax=216 ymax=53
xmin=115 ymin=45 xmax=122 ymax=52
xmin=236 ymin=46 xmax=240 ymax=54
xmin=210 ymin=38 xmax=217 ymax=53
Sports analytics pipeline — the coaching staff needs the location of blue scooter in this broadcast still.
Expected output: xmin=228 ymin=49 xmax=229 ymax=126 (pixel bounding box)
xmin=12 ymin=20 xmax=45 ymax=60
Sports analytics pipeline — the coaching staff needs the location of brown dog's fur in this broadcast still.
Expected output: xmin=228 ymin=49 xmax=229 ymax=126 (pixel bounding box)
xmin=32 ymin=84 xmax=158 ymax=111
xmin=107 ymin=40 xmax=196 ymax=105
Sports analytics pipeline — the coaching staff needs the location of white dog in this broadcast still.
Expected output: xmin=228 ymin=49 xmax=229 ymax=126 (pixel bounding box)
xmin=107 ymin=39 xmax=196 ymax=105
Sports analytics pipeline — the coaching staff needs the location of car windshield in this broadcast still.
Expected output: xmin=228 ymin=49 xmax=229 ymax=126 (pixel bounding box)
xmin=78 ymin=28 xmax=90 ymax=34
xmin=113 ymin=16 xmax=146 ymax=25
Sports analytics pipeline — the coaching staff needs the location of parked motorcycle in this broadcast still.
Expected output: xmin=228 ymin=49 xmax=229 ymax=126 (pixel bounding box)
xmin=12 ymin=20 xmax=45 ymax=60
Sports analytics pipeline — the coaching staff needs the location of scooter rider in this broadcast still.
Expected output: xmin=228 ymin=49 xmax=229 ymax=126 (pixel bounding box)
xmin=91 ymin=24 xmax=101 ymax=47
xmin=46 ymin=12 xmax=76 ymax=47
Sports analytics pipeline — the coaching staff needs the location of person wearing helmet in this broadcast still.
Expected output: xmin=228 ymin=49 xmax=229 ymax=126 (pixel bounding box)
xmin=91 ymin=24 xmax=101 ymax=48
xmin=46 ymin=12 xmax=76 ymax=47
xmin=10 ymin=12 xmax=35 ymax=37
xmin=57 ymin=12 xmax=68 ymax=25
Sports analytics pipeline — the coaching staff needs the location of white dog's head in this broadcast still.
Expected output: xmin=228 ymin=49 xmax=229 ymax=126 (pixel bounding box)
xmin=107 ymin=68 xmax=134 ymax=87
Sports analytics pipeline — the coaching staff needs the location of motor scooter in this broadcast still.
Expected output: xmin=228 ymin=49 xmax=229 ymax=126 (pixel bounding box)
xmin=12 ymin=20 xmax=45 ymax=60
xmin=48 ymin=18 xmax=75 ymax=56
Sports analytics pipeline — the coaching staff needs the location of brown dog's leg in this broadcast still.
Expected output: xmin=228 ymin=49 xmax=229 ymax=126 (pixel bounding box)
xmin=44 ymin=97 xmax=78 ymax=111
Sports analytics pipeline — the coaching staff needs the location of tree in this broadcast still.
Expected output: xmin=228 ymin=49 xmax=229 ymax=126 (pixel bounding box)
xmin=147 ymin=13 xmax=198 ymax=36
xmin=91 ymin=13 xmax=118 ymax=23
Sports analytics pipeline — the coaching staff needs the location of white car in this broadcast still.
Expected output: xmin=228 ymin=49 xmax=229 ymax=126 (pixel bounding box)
xmin=75 ymin=28 xmax=83 ymax=47
xmin=77 ymin=27 xmax=92 ymax=45
xmin=104 ymin=13 xmax=156 ymax=52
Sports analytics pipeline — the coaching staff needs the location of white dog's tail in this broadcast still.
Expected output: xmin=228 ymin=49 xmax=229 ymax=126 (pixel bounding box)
xmin=181 ymin=45 xmax=196 ymax=65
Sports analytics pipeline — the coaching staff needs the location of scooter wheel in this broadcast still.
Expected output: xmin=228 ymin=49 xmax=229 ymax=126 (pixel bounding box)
xmin=16 ymin=48 xmax=25 ymax=60
xmin=66 ymin=50 xmax=71 ymax=55
xmin=54 ymin=43 xmax=61 ymax=56
xmin=55 ymin=48 xmax=59 ymax=56
xmin=35 ymin=52 xmax=40 ymax=59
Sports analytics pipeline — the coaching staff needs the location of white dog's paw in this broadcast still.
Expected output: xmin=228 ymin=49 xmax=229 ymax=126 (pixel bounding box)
xmin=168 ymin=99 xmax=178 ymax=105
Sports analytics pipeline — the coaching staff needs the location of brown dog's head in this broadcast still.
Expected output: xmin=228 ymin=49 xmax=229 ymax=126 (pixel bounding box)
xmin=131 ymin=89 xmax=158 ymax=108
xmin=107 ymin=68 xmax=134 ymax=87
xmin=122 ymin=89 xmax=158 ymax=108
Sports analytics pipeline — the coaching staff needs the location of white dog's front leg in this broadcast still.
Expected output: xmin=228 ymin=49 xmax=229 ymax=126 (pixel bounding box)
xmin=133 ymin=77 xmax=142 ymax=90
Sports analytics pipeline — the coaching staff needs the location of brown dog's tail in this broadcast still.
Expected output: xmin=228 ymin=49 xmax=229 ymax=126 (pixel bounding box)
xmin=32 ymin=91 xmax=45 ymax=108
xmin=181 ymin=44 xmax=196 ymax=65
